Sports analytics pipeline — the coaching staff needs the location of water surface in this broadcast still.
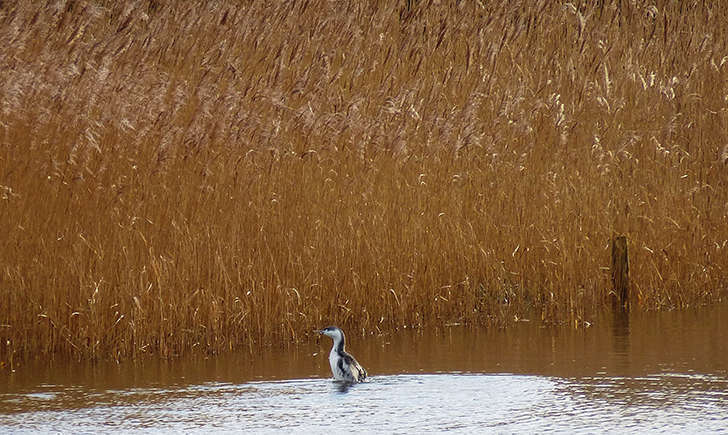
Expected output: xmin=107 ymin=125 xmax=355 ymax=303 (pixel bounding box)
xmin=1 ymin=306 xmax=727 ymax=433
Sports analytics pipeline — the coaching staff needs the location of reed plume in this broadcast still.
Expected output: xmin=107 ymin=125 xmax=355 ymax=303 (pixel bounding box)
xmin=1 ymin=0 xmax=726 ymax=362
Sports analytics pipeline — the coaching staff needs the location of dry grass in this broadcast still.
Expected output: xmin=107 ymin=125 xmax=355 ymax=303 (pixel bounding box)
xmin=1 ymin=0 xmax=727 ymax=362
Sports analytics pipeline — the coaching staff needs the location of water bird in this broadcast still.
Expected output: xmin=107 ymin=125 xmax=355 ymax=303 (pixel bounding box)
xmin=318 ymin=326 xmax=367 ymax=383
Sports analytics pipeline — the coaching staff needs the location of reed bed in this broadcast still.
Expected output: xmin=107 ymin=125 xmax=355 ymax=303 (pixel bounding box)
xmin=1 ymin=0 xmax=727 ymax=363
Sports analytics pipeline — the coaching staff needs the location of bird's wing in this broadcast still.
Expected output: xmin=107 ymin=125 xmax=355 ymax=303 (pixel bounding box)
xmin=341 ymin=352 xmax=367 ymax=382
xmin=354 ymin=362 xmax=367 ymax=381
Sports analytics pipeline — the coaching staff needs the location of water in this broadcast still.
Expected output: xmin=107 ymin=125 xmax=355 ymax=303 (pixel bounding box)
xmin=1 ymin=305 xmax=727 ymax=433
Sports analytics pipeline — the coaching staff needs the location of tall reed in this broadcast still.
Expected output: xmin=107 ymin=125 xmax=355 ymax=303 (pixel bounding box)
xmin=1 ymin=0 xmax=727 ymax=362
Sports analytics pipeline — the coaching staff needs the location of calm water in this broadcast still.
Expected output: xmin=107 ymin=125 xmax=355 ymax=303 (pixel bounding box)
xmin=1 ymin=306 xmax=727 ymax=433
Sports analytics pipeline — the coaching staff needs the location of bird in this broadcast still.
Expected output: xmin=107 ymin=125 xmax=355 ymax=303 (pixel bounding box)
xmin=318 ymin=326 xmax=367 ymax=383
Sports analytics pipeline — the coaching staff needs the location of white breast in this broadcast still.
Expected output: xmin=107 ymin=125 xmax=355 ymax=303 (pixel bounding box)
xmin=329 ymin=349 xmax=344 ymax=380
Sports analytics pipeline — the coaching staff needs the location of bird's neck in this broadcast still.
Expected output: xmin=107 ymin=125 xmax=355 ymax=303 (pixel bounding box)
xmin=330 ymin=334 xmax=345 ymax=355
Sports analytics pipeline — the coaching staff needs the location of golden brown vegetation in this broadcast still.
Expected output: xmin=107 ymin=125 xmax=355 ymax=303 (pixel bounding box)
xmin=1 ymin=0 xmax=727 ymax=362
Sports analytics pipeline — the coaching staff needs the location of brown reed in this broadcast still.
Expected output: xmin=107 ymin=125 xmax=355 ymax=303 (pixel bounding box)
xmin=1 ymin=0 xmax=727 ymax=363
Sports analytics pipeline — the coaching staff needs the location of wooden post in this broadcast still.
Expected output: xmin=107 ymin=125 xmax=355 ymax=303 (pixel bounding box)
xmin=611 ymin=235 xmax=629 ymax=310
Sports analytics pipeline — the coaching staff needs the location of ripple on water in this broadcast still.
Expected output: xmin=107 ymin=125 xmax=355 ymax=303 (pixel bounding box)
xmin=2 ymin=372 xmax=727 ymax=433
